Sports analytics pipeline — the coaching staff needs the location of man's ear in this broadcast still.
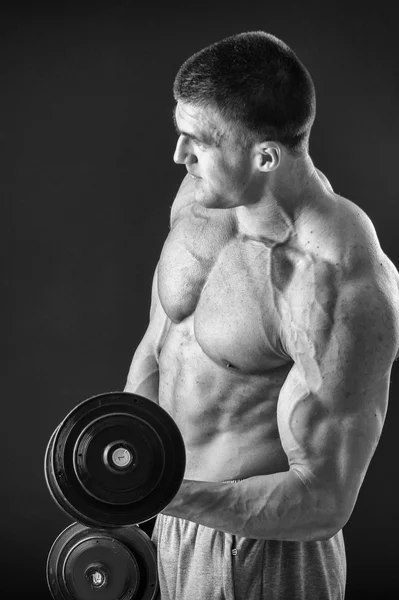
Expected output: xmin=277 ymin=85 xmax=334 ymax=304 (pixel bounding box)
xmin=256 ymin=142 xmax=281 ymax=172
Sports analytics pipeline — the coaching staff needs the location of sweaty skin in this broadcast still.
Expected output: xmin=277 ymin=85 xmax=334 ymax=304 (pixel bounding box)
xmin=125 ymin=172 xmax=399 ymax=541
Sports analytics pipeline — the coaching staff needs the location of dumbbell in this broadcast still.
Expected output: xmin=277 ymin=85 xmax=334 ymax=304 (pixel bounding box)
xmin=44 ymin=392 xmax=186 ymax=600
xmin=47 ymin=522 xmax=157 ymax=600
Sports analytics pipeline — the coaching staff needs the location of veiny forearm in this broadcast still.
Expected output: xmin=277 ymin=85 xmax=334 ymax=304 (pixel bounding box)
xmin=161 ymin=469 xmax=339 ymax=542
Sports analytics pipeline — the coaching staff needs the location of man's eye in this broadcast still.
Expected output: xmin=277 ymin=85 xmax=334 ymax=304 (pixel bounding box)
xmin=179 ymin=134 xmax=203 ymax=148
xmin=192 ymin=138 xmax=204 ymax=148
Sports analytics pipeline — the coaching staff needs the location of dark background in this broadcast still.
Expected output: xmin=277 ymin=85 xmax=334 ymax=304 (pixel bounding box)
xmin=1 ymin=0 xmax=398 ymax=597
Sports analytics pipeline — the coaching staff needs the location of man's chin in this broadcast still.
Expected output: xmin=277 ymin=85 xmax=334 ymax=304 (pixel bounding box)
xmin=192 ymin=182 xmax=230 ymax=209
xmin=197 ymin=196 xmax=229 ymax=210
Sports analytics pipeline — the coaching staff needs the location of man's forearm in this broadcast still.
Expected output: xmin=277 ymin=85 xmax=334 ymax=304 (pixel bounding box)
xmin=161 ymin=469 xmax=340 ymax=542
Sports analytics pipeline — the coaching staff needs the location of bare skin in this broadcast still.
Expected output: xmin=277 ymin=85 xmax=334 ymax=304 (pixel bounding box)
xmin=125 ymin=102 xmax=399 ymax=541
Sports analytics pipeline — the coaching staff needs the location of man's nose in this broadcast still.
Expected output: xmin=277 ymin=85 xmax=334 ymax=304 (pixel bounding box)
xmin=173 ymin=136 xmax=198 ymax=165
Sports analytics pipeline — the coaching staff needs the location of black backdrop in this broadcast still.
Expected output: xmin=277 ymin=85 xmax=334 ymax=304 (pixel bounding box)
xmin=1 ymin=1 xmax=398 ymax=597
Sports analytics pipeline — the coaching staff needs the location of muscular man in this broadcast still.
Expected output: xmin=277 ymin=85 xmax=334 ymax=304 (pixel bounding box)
xmin=125 ymin=32 xmax=399 ymax=599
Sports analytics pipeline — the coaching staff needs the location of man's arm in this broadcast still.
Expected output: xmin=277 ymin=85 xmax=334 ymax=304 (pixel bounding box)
xmin=124 ymin=176 xmax=193 ymax=400
xmin=162 ymin=271 xmax=399 ymax=541
xmin=169 ymin=174 xmax=196 ymax=227
xmin=124 ymin=263 xmax=170 ymax=403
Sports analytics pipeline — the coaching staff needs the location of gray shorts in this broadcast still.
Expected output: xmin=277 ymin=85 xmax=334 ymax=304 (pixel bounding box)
xmin=151 ymin=500 xmax=346 ymax=599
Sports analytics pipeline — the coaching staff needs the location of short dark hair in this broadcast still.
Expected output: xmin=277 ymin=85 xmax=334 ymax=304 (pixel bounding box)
xmin=173 ymin=31 xmax=316 ymax=155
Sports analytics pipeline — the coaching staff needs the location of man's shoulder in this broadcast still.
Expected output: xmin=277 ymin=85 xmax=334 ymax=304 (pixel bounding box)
xmin=336 ymin=197 xmax=399 ymax=358
xmin=331 ymin=195 xmax=399 ymax=288
xmin=283 ymin=192 xmax=399 ymax=325
xmin=304 ymin=192 xmax=395 ymax=281
xmin=169 ymin=175 xmax=197 ymax=228
xmin=280 ymin=195 xmax=399 ymax=362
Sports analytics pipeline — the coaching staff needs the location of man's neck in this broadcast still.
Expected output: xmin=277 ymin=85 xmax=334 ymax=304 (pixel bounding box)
xmin=234 ymin=155 xmax=323 ymax=246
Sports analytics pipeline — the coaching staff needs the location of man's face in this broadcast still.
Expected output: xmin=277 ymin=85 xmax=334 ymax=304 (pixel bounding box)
xmin=173 ymin=101 xmax=259 ymax=209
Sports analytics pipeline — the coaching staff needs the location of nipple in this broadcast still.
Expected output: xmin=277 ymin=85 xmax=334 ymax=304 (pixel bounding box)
xmin=225 ymin=361 xmax=238 ymax=370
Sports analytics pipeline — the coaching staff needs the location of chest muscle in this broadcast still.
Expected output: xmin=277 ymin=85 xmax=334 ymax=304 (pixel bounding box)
xmin=158 ymin=206 xmax=288 ymax=372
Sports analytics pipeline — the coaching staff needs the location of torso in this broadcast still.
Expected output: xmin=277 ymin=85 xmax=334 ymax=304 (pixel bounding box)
xmin=156 ymin=191 xmax=399 ymax=482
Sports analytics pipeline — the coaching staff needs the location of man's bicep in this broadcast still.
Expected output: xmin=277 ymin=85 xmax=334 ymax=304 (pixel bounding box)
xmin=277 ymin=280 xmax=397 ymax=526
xmin=124 ymin=263 xmax=171 ymax=402
xmin=277 ymin=363 xmax=389 ymax=522
xmin=124 ymin=337 xmax=160 ymax=401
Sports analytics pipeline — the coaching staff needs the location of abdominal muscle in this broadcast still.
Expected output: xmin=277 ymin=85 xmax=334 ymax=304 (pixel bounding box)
xmin=158 ymin=316 xmax=291 ymax=482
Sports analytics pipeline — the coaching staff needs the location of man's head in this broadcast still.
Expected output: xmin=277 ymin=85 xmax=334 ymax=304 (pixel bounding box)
xmin=172 ymin=32 xmax=316 ymax=208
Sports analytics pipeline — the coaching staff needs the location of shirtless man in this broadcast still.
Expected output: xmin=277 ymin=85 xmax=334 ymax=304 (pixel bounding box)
xmin=124 ymin=32 xmax=399 ymax=599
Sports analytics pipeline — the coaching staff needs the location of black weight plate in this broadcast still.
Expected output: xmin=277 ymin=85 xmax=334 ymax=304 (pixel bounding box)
xmin=47 ymin=522 xmax=158 ymax=600
xmin=45 ymin=392 xmax=185 ymax=526
xmin=45 ymin=424 xmax=62 ymax=512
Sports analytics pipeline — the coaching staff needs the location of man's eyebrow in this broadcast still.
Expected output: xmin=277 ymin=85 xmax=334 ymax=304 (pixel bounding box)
xmin=172 ymin=107 xmax=222 ymax=147
xmin=172 ymin=108 xmax=202 ymax=142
